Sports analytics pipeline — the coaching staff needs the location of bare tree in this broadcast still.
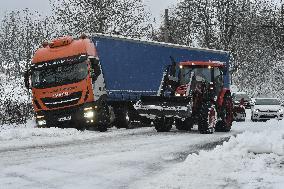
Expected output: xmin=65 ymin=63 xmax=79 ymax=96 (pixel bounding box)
xmin=50 ymin=0 xmax=151 ymax=38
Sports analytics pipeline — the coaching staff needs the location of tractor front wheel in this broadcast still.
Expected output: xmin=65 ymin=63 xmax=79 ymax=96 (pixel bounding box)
xmin=198 ymin=104 xmax=216 ymax=134
xmin=216 ymin=94 xmax=233 ymax=132
xmin=154 ymin=117 xmax=173 ymax=132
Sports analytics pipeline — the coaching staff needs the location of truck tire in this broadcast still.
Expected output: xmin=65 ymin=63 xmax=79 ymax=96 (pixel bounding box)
xmin=115 ymin=106 xmax=132 ymax=129
xmin=175 ymin=118 xmax=193 ymax=131
xmin=198 ymin=104 xmax=216 ymax=134
xmin=216 ymin=94 xmax=233 ymax=132
xmin=154 ymin=117 xmax=173 ymax=132
xmin=96 ymin=103 xmax=110 ymax=132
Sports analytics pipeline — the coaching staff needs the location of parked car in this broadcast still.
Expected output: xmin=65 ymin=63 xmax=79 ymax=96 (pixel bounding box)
xmin=251 ymin=98 xmax=284 ymax=121
xmin=232 ymin=92 xmax=251 ymax=109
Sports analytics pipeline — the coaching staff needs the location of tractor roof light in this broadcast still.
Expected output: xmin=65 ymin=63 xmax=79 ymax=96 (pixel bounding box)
xmin=42 ymin=41 xmax=49 ymax=48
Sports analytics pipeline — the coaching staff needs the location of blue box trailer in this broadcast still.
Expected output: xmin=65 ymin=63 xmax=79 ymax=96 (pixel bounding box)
xmin=92 ymin=34 xmax=231 ymax=102
xmin=92 ymin=34 xmax=233 ymax=132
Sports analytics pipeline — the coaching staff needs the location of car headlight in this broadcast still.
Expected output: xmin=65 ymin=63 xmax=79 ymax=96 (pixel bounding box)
xmin=38 ymin=120 xmax=46 ymax=126
xmin=84 ymin=111 xmax=94 ymax=118
xmin=254 ymin=109 xmax=259 ymax=113
xmin=278 ymin=109 xmax=283 ymax=113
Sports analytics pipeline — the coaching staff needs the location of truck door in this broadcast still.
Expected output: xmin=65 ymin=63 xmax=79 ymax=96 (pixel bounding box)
xmin=89 ymin=57 xmax=107 ymax=101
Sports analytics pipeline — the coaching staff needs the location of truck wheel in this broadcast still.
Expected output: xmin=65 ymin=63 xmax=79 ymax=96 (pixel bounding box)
xmin=175 ymin=118 xmax=193 ymax=131
xmin=198 ymin=104 xmax=216 ymax=134
xmin=115 ymin=107 xmax=132 ymax=129
xmin=216 ymin=94 xmax=233 ymax=132
xmin=154 ymin=117 xmax=173 ymax=132
xmin=96 ymin=103 xmax=110 ymax=132
xmin=97 ymin=124 xmax=108 ymax=132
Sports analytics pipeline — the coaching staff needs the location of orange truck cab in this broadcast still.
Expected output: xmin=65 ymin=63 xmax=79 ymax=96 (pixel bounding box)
xmin=25 ymin=35 xmax=110 ymax=131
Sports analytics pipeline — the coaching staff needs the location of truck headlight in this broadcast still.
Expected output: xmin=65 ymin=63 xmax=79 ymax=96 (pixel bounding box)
xmin=175 ymin=93 xmax=181 ymax=97
xmin=84 ymin=111 xmax=94 ymax=118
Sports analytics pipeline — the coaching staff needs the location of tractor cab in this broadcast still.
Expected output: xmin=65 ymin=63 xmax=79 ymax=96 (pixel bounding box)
xmin=135 ymin=60 xmax=232 ymax=134
xmin=162 ymin=61 xmax=225 ymax=98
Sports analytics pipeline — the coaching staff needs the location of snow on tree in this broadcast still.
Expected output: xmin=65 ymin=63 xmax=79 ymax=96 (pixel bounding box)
xmin=50 ymin=0 xmax=151 ymax=38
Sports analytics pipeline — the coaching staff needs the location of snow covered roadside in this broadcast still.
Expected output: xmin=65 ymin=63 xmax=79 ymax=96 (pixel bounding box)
xmin=134 ymin=120 xmax=284 ymax=189
xmin=0 ymin=119 xmax=155 ymax=152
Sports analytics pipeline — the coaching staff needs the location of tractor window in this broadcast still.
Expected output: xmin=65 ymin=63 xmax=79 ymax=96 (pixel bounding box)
xmin=180 ymin=67 xmax=211 ymax=85
xmin=214 ymin=68 xmax=224 ymax=94
xmin=193 ymin=68 xmax=211 ymax=83
xmin=180 ymin=67 xmax=193 ymax=85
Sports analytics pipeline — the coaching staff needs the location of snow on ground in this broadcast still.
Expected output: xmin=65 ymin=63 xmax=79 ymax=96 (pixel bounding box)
xmin=133 ymin=119 xmax=284 ymax=189
xmin=0 ymin=109 xmax=283 ymax=188
xmin=0 ymin=119 xmax=157 ymax=152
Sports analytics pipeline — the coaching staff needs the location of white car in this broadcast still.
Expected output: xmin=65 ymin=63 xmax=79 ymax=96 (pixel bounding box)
xmin=251 ymin=98 xmax=284 ymax=121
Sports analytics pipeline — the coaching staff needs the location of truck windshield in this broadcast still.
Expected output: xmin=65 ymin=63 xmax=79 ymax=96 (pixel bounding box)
xmin=180 ymin=67 xmax=211 ymax=85
xmin=255 ymin=99 xmax=280 ymax=105
xmin=31 ymin=62 xmax=88 ymax=88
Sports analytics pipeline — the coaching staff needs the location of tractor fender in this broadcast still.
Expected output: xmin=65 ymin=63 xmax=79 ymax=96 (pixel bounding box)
xmin=217 ymin=88 xmax=231 ymax=107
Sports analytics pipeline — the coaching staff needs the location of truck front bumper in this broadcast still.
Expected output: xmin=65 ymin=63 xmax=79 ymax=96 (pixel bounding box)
xmin=35 ymin=102 xmax=98 ymax=128
xmin=251 ymin=111 xmax=283 ymax=121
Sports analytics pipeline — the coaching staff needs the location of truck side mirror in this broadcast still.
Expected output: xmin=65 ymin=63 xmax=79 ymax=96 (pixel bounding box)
xmin=24 ymin=70 xmax=31 ymax=89
xmin=89 ymin=56 xmax=101 ymax=81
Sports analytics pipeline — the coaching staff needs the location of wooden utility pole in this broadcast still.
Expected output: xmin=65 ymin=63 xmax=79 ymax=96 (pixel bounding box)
xmin=164 ymin=9 xmax=170 ymax=43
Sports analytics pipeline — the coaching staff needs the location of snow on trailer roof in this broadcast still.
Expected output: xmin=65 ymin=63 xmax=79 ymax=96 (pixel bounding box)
xmin=89 ymin=33 xmax=230 ymax=55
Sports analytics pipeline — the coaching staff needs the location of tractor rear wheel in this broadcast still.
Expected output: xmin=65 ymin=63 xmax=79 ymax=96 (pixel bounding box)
xmin=154 ymin=117 xmax=173 ymax=132
xmin=216 ymin=94 xmax=233 ymax=132
xmin=198 ymin=104 xmax=216 ymax=134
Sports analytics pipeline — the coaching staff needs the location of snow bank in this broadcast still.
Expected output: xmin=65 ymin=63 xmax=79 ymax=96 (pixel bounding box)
xmin=0 ymin=73 xmax=29 ymax=103
xmin=138 ymin=120 xmax=284 ymax=189
xmin=0 ymin=120 xmax=96 ymax=151
xmin=0 ymin=120 xmax=155 ymax=152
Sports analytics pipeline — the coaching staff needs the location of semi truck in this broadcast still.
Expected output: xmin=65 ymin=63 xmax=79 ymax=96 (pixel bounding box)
xmin=24 ymin=34 xmax=232 ymax=132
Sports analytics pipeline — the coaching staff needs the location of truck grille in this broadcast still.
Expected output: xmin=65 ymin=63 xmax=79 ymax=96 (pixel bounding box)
xmin=259 ymin=110 xmax=277 ymax=113
xmin=41 ymin=91 xmax=82 ymax=109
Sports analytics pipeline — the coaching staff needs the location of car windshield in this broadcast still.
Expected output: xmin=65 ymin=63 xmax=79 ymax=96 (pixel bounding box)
xmin=233 ymin=93 xmax=250 ymax=101
xmin=31 ymin=62 xmax=88 ymax=88
xmin=180 ymin=67 xmax=212 ymax=85
xmin=255 ymin=99 xmax=280 ymax=105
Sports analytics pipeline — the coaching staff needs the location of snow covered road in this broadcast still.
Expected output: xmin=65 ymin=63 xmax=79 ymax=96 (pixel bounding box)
xmin=0 ymin=117 xmax=283 ymax=189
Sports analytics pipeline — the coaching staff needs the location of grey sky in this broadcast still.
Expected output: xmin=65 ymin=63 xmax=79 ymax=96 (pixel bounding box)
xmin=0 ymin=0 xmax=178 ymax=23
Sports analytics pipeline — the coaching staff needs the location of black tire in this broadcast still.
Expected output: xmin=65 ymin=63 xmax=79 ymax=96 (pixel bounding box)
xmin=96 ymin=103 xmax=110 ymax=132
xmin=115 ymin=106 xmax=132 ymax=129
xmin=154 ymin=117 xmax=173 ymax=132
xmin=97 ymin=124 xmax=108 ymax=132
xmin=175 ymin=118 xmax=193 ymax=131
xmin=140 ymin=117 xmax=152 ymax=127
xmin=198 ymin=104 xmax=216 ymax=134
xmin=216 ymin=94 xmax=233 ymax=132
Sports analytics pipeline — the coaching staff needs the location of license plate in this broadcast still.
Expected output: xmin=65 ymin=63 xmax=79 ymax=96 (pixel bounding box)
xmin=58 ymin=116 xmax=72 ymax=122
